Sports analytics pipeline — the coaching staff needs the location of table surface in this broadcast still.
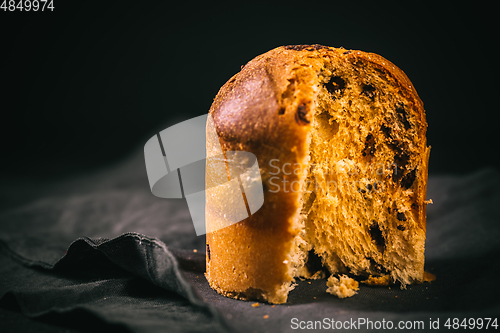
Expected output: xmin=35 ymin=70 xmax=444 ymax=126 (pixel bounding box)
xmin=1 ymin=150 xmax=499 ymax=333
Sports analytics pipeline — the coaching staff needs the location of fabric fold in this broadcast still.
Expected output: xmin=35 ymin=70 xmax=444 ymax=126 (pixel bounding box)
xmin=0 ymin=233 xmax=231 ymax=333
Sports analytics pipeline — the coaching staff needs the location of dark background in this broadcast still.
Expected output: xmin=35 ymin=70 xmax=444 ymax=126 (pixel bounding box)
xmin=1 ymin=1 xmax=497 ymax=180
xmin=1 ymin=3 xmax=499 ymax=332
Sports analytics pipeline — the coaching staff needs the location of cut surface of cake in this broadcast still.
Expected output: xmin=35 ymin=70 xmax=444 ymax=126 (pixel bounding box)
xmin=205 ymin=44 xmax=430 ymax=304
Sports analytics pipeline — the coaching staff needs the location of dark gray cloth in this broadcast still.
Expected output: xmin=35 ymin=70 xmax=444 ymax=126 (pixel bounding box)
xmin=1 ymin=151 xmax=499 ymax=332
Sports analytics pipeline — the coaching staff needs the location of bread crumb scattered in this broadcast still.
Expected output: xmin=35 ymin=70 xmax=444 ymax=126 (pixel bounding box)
xmin=263 ymin=315 xmax=269 ymax=319
xmin=251 ymin=302 xmax=260 ymax=307
xmin=423 ymin=271 xmax=436 ymax=282
xmin=326 ymin=275 xmax=359 ymax=298
xmin=361 ymin=275 xmax=391 ymax=286
xmin=193 ymin=249 xmax=198 ymax=253
xmin=310 ymin=270 xmax=326 ymax=279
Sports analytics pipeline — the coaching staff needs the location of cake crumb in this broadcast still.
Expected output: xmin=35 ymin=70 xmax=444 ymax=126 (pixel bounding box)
xmin=310 ymin=270 xmax=326 ymax=279
xmin=326 ymin=275 xmax=359 ymax=298
xmin=263 ymin=315 xmax=269 ymax=319
xmin=423 ymin=271 xmax=436 ymax=282
xmin=251 ymin=303 xmax=260 ymax=307
xmin=193 ymin=249 xmax=198 ymax=253
xmin=361 ymin=275 xmax=391 ymax=286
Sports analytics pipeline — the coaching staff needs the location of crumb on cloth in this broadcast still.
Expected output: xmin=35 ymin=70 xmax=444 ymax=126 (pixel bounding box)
xmin=326 ymin=274 xmax=359 ymax=298
xmin=361 ymin=275 xmax=391 ymax=286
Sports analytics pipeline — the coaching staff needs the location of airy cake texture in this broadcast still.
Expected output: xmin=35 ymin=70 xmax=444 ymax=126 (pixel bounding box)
xmin=205 ymin=45 xmax=430 ymax=304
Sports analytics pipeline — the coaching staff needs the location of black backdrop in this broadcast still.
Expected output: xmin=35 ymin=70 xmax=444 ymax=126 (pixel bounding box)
xmin=1 ymin=2 xmax=500 ymax=332
xmin=1 ymin=1 xmax=497 ymax=178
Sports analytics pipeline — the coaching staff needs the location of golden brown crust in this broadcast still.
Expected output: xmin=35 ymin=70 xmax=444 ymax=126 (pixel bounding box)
xmin=351 ymin=51 xmax=424 ymax=114
xmin=206 ymin=47 xmax=312 ymax=304
xmin=206 ymin=44 xmax=428 ymax=303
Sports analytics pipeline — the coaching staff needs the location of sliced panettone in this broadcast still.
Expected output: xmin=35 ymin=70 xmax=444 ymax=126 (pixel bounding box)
xmin=205 ymin=44 xmax=430 ymax=304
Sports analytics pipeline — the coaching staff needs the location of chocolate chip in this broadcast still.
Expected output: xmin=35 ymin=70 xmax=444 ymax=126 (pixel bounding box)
xmin=397 ymin=225 xmax=406 ymax=231
xmin=311 ymin=44 xmax=329 ymax=51
xmin=358 ymin=187 xmax=366 ymax=194
xmin=295 ymin=103 xmax=310 ymax=125
xmin=393 ymin=167 xmax=403 ymax=182
xmin=391 ymin=148 xmax=409 ymax=182
xmin=396 ymin=103 xmax=411 ymax=130
xmin=343 ymin=50 xmax=352 ymax=55
xmin=401 ymin=168 xmax=417 ymax=189
xmin=411 ymin=202 xmax=418 ymax=210
xmin=362 ymin=134 xmax=376 ymax=157
xmin=369 ymin=221 xmax=386 ymax=253
xmin=278 ymin=107 xmax=286 ymax=115
xmin=284 ymin=45 xmax=308 ymax=51
xmin=206 ymin=243 xmax=211 ymax=261
xmin=366 ymin=184 xmax=373 ymax=192
xmin=325 ymin=76 xmax=346 ymax=96
xmin=395 ymin=149 xmax=409 ymax=166
xmin=396 ymin=153 xmax=409 ymax=168
xmin=386 ymin=140 xmax=401 ymax=155
xmin=361 ymin=84 xmax=376 ymax=100
xmin=381 ymin=124 xmax=392 ymax=139
xmin=397 ymin=212 xmax=407 ymax=221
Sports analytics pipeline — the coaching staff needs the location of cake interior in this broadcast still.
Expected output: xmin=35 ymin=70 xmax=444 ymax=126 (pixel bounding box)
xmin=287 ymin=56 xmax=428 ymax=288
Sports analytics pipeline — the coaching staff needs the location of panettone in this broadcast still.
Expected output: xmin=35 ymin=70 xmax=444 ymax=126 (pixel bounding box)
xmin=205 ymin=45 xmax=430 ymax=304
